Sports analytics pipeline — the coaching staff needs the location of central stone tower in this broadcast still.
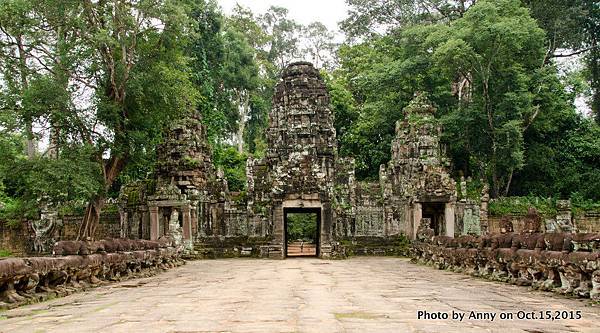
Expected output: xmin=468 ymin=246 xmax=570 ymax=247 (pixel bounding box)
xmin=247 ymin=62 xmax=338 ymax=258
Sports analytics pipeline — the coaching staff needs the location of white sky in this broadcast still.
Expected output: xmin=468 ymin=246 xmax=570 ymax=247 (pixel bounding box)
xmin=218 ymin=0 xmax=348 ymax=41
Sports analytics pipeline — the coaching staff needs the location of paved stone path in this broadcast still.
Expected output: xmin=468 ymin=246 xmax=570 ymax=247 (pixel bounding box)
xmin=287 ymin=242 xmax=317 ymax=256
xmin=1 ymin=257 xmax=599 ymax=333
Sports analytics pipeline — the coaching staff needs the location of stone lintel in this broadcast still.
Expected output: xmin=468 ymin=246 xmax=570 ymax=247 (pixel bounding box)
xmin=148 ymin=200 xmax=191 ymax=208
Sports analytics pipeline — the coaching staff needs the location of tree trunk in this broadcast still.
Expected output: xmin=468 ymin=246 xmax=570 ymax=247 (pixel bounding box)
xmin=16 ymin=34 xmax=37 ymax=159
xmin=236 ymin=90 xmax=250 ymax=153
xmin=25 ymin=123 xmax=37 ymax=159
xmin=591 ymin=36 xmax=599 ymax=123
xmin=77 ymin=196 xmax=104 ymax=240
xmin=47 ymin=122 xmax=59 ymax=159
xmin=77 ymin=155 xmax=126 ymax=240
xmin=503 ymin=167 xmax=514 ymax=197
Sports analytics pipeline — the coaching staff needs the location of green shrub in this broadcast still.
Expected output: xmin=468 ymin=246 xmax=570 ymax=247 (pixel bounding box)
xmin=489 ymin=196 xmax=557 ymax=216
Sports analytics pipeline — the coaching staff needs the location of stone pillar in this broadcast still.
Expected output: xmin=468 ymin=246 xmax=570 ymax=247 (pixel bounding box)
xmin=445 ymin=203 xmax=455 ymax=238
xmin=273 ymin=204 xmax=284 ymax=245
xmin=118 ymin=208 xmax=128 ymax=239
xmin=149 ymin=206 xmax=159 ymax=240
xmin=182 ymin=205 xmax=192 ymax=241
xmin=190 ymin=204 xmax=198 ymax=236
xmin=412 ymin=203 xmax=422 ymax=240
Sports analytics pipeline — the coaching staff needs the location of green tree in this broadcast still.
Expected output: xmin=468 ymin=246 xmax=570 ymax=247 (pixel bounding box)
xmin=340 ymin=0 xmax=476 ymax=41
xmin=303 ymin=22 xmax=337 ymax=69
xmin=523 ymin=0 xmax=600 ymax=122
xmin=433 ymin=0 xmax=547 ymax=197
xmin=260 ymin=6 xmax=301 ymax=71
xmin=1 ymin=0 xmax=200 ymax=239
xmin=221 ymin=28 xmax=260 ymax=153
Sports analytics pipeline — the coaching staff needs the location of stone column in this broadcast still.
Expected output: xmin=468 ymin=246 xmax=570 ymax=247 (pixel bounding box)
xmin=182 ymin=205 xmax=192 ymax=241
xmin=273 ymin=205 xmax=284 ymax=245
xmin=149 ymin=206 xmax=159 ymax=240
xmin=445 ymin=203 xmax=455 ymax=238
xmin=190 ymin=204 xmax=198 ymax=236
xmin=118 ymin=208 xmax=128 ymax=239
xmin=412 ymin=203 xmax=422 ymax=240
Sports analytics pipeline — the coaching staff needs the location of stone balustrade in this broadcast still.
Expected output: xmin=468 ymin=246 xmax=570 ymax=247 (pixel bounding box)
xmin=0 ymin=239 xmax=183 ymax=309
xmin=410 ymin=233 xmax=600 ymax=301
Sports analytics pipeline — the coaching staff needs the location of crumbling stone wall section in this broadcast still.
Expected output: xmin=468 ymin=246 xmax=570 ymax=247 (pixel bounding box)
xmin=0 ymin=223 xmax=29 ymax=257
xmin=354 ymin=182 xmax=385 ymax=237
xmin=575 ymin=212 xmax=600 ymax=233
xmin=332 ymin=157 xmax=355 ymax=238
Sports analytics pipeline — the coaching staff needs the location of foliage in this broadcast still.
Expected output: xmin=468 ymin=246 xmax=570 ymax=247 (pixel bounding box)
xmin=1 ymin=0 xmax=599 ymax=230
xmin=333 ymin=0 xmax=600 ymax=202
xmin=570 ymin=193 xmax=600 ymax=213
xmin=213 ymin=146 xmax=248 ymax=192
xmin=0 ymin=249 xmax=12 ymax=257
xmin=433 ymin=0 xmax=547 ymax=197
xmin=334 ymin=25 xmax=454 ymax=178
xmin=489 ymin=196 xmax=557 ymax=216
xmin=340 ymin=0 xmax=476 ymax=40
xmin=286 ymin=213 xmax=318 ymax=243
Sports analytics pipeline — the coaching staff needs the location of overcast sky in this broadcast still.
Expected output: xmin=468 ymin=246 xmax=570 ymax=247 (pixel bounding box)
xmin=218 ymin=0 xmax=348 ymax=40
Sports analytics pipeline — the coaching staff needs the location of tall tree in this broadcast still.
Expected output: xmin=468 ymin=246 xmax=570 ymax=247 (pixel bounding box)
xmin=302 ymin=22 xmax=337 ymax=69
xmin=74 ymin=0 xmax=198 ymax=239
xmin=340 ymin=0 xmax=477 ymax=41
xmin=0 ymin=0 xmax=42 ymax=158
xmin=260 ymin=6 xmax=301 ymax=71
xmin=221 ymin=28 xmax=260 ymax=153
xmin=433 ymin=0 xmax=547 ymax=197
xmin=523 ymin=0 xmax=600 ymax=121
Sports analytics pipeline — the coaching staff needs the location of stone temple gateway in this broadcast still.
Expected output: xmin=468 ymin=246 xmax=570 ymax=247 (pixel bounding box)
xmin=119 ymin=62 xmax=487 ymax=259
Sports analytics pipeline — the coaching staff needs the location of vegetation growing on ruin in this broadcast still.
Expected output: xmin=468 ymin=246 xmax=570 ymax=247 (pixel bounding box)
xmin=0 ymin=0 xmax=599 ymax=235
xmin=489 ymin=196 xmax=558 ymax=216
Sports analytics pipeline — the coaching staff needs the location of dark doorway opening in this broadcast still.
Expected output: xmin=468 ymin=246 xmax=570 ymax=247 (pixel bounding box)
xmin=422 ymin=202 xmax=446 ymax=236
xmin=284 ymin=208 xmax=321 ymax=257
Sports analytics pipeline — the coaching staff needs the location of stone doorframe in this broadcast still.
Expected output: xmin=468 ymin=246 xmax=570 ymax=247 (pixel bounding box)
xmin=148 ymin=200 xmax=194 ymax=241
xmin=283 ymin=207 xmax=322 ymax=257
xmin=272 ymin=199 xmax=326 ymax=259
xmin=411 ymin=201 xmax=455 ymax=239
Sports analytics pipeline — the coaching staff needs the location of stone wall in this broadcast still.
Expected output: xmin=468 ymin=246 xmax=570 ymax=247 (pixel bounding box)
xmin=61 ymin=213 xmax=121 ymax=240
xmin=1 ymin=211 xmax=123 ymax=257
xmin=488 ymin=212 xmax=600 ymax=234
xmin=574 ymin=212 xmax=600 ymax=233
xmin=0 ymin=223 xmax=29 ymax=257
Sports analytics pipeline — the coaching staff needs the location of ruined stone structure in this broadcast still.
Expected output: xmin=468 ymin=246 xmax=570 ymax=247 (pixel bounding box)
xmin=116 ymin=62 xmax=488 ymax=258
xmin=245 ymin=62 xmax=338 ymax=257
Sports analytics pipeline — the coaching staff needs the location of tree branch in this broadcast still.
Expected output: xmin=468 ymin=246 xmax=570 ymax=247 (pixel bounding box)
xmin=551 ymin=45 xmax=598 ymax=58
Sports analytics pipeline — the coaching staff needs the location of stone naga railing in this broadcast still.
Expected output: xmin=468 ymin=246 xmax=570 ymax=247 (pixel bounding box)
xmin=411 ymin=233 xmax=600 ymax=301
xmin=0 ymin=238 xmax=183 ymax=309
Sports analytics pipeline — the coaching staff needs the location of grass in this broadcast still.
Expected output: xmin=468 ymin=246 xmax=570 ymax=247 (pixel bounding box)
xmin=0 ymin=249 xmax=12 ymax=257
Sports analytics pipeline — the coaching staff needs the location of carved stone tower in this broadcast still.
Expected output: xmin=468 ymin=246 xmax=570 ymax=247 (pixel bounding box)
xmin=381 ymin=93 xmax=457 ymax=239
xmin=247 ymin=62 xmax=338 ymax=258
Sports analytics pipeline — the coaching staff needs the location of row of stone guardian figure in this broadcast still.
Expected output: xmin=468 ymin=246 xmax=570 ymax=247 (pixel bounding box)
xmin=412 ymin=212 xmax=600 ymax=301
